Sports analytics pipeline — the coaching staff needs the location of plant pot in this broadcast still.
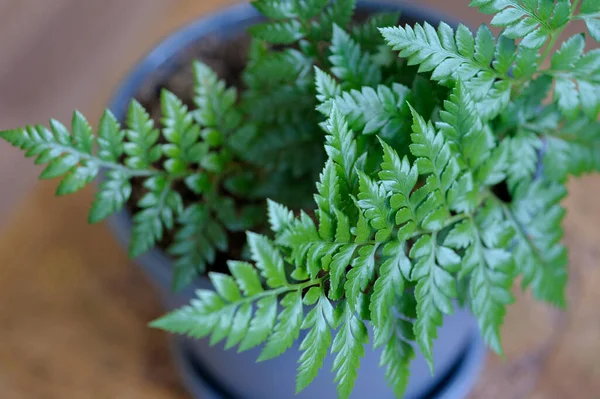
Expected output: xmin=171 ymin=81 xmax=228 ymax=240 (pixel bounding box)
xmin=105 ymin=2 xmax=486 ymax=398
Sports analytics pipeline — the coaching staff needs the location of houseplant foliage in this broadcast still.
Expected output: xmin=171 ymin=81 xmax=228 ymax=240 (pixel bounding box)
xmin=2 ymin=0 xmax=600 ymax=398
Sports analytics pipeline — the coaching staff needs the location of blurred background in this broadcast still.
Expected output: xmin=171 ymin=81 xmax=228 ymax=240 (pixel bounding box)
xmin=0 ymin=1 xmax=598 ymax=398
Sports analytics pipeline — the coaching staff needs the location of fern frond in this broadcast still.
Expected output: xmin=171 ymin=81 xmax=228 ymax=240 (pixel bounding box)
xmin=381 ymin=23 xmax=514 ymax=120
xmin=331 ymin=301 xmax=368 ymax=399
xmin=324 ymin=105 xmax=359 ymax=189
xmin=370 ymin=240 xmax=411 ymax=346
xmin=267 ymin=199 xmax=295 ymax=234
xmin=152 ymin=243 xmax=330 ymax=379
xmin=579 ymin=0 xmax=600 ymax=41
xmin=505 ymin=180 xmax=568 ymax=307
xmin=318 ymin=83 xmax=411 ymax=139
xmin=193 ymin=61 xmax=242 ymax=131
xmin=352 ymin=11 xmax=401 ymax=52
xmin=381 ymin=22 xmax=496 ymax=82
xmin=345 ymin=244 xmax=378 ymax=311
xmin=259 ymin=290 xmax=304 ymax=361
xmin=445 ymin=204 xmax=515 ymax=354
xmin=379 ymin=319 xmax=415 ymax=397
xmin=125 ymin=100 xmax=162 ymax=169
xmin=470 ymin=0 xmax=571 ymax=48
xmin=543 ymin=117 xmax=600 ymax=181
xmin=161 ymin=90 xmax=203 ymax=175
xmin=409 ymin=234 xmax=460 ymax=370
xmin=378 ymin=140 xmax=419 ymax=241
xmin=248 ymin=19 xmax=305 ymax=45
xmin=297 ymin=286 xmax=334 ymax=393
xmin=168 ymin=205 xmax=226 ymax=290
xmin=251 ymin=0 xmax=297 ymax=20
xmin=330 ymin=25 xmax=382 ymax=89
xmin=438 ymin=80 xmax=494 ymax=171
xmin=357 ymin=172 xmax=393 ymax=241
xmin=130 ymin=175 xmax=182 ymax=257
xmin=548 ymin=36 xmax=600 ymax=119
xmin=505 ymin=130 xmax=543 ymax=190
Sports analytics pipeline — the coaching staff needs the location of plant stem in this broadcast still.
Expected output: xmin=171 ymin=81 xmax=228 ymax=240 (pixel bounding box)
xmin=220 ymin=277 xmax=328 ymax=309
xmin=52 ymin=144 xmax=159 ymax=177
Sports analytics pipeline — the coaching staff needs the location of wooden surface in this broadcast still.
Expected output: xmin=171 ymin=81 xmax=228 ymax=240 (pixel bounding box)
xmin=0 ymin=1 xmax=599 ymax=398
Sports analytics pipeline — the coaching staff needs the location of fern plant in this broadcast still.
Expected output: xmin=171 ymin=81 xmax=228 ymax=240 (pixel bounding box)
xmin=2 ymin=0 xmax=600 ymax=398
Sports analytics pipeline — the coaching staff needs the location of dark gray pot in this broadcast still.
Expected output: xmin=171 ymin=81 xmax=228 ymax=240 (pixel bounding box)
xmin=105 ymin=2 xmax=486 ymax=398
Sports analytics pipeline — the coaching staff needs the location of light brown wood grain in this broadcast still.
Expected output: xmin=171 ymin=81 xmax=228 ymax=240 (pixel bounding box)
xmin=0 ymin=1 xmax=599 ymax=398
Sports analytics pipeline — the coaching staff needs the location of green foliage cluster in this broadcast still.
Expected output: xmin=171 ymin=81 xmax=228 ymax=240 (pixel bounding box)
xmin=3 ymin=0 xmax=600 ymax=398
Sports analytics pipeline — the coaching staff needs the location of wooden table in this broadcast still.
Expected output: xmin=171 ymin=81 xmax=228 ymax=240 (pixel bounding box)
xmin=1 ymin=1 xmax=599 ymax=398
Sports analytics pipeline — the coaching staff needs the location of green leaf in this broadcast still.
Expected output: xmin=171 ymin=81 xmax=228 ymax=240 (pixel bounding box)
xmin=505 ymin=131 xmax=542 ymax=189
xmin=161 ymin=90 xmax=201 ymax=172
xmin=446 ymin=205 xmax=515 ymax=353
xmin=294 ymin=0 xmax=329 ymax=21
xmin=321 ymin=84 xmax=411 ymax=139
xmin=251 ymin=0 xmax=297 ymax=19
xmin=329 ymin=244 xmax=358 ymax=298
xmin=581 ymin=0 xmax=600 ymax=14
xmin=229 ymin=261 xmax=264 ymax=297
xmin=210 ymin=272 xmax=242 ymax=302
xmin=357 ymin=172 xmax=392 ymax=241
xmin=239 ymin=296 xmax=279 ymax=351
xmin=554 ymin=77 xmax=579 ymax=119
xmin=345 ymin=245 xmax=378 ymax=312
xmin=381 ymin=22 xmax=501 ymax=85
xmin=438 ymin=80 xmax=494 ymax=172
xmin=351 ymin=11 xmax=400 ymax=51
xmin=408 ymin=107 xmax=459 ymax=226
xmin=97 ymin=110 xmax=124 ymax=162
xmin=551 ymin=34 xmax=585 ymax=71
xmin=247 ymin=232 xmax=288 ymax=288
xmin=168 ymin=205 xmax=223 ymax=289
xmin=297 ymin=288 xmax=333 ymax=393
xmin=89 ymin=170 xmax=131 ymax=223
xmin=493 ymin=35 xmax=517 ymax=75
xmin=542 ymin=117 xmax=600 ymax=181
xmin=315 ymin=67 xmax=342 ymax=104
xmin=331 ymin=302 xmax=368 ymax=399
xmin=71 ymin=111 xmax=94 ymax=153
xmin=267 ymin=199 xmax=295 ymax=233
xmin=225 ymin=303 xmax=253 ymax=350
xmin=259 ymin=291 xmax=304 ymax=361
xmin=130 ymin=176 xmax=180 ymax=258
xmin=249 ymin=20 xmax=305 ymax=44
xmin=124 ymin=100 xmax=161 ymax=169
xmin=549 ymin=35 xmax=600 ymax=120
xmin=378 ymin=140 xmax=419 ymax=240
xmin=379 ymin=321 xmax=415 ymax=397
xmin=319 ymin=0 xmax=357 ymax=39
xmin=584 ymin=17 xmax=600 ymax=42
xmin=470 ymin=0 xmax=565 ymax=47
xmin=57 ymin=161 xmax=98 ymax=196
xmin=0 ymin=118 xmax=116 ymax=197
xmin=315 ymin=160 xmax=341 ymax=241
xmin=370 ymin=241 xmax=411 ymax=346
xmin=509 ymin=181 xmax=568 ymax=307
xmin=193 ymin=61 xmax=240 ymax=130
xmin=409 ymin=234 xmax=458 ymax=370
xmin=330 ymin=25 xmax=381 ymax=89
xmin=324 ymin=105 xmax=359 ymax=188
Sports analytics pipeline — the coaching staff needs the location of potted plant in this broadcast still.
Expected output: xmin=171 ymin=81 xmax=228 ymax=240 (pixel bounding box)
xmin=3 ymin=0 xmax=600 ymax=398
